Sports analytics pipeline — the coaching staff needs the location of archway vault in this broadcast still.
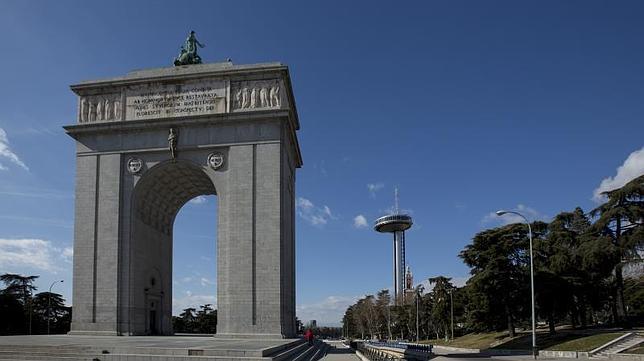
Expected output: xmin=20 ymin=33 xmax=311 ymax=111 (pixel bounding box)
xmin=134 ymin=160 xmax=216 ymax=236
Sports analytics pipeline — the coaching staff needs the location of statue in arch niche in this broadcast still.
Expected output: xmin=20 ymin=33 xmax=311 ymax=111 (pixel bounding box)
xmin=168 ymin=128 xmax=178 ymax=160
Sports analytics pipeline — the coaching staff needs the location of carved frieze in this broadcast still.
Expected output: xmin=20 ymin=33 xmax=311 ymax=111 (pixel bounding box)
xmin=231 ymin=80 xmax=282 ymax=111
xmin=77 ymin=78 xmax=287 ymax=123
xmin=79 ymin=94 xmax=122 ymax=123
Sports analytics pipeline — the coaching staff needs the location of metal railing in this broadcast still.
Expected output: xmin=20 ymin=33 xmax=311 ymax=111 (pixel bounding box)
xmin=356 ymin=341 xmax=432 ymax=361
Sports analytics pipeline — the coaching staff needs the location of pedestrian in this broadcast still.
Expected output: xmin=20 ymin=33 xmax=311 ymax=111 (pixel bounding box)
xmin=304 ymin=328 xmax=314 ymax=345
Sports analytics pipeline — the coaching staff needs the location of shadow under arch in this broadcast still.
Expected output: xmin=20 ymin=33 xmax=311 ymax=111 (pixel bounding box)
xmin=128 ymin=159 xmax=217 ymax=335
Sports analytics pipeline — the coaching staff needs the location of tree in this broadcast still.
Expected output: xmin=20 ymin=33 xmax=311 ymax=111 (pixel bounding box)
xmin=375 ymin=289 xmax=392 ymax=339
xmin=590 ymin=174 xmax=644 ymax=325
xmin=195 ymin=304 xmax=217 ymax=333
xmin=31 ymin=292 xmax=71 ymax=334
xmin=0 ymin=293 xmax=26 ymax=335
xmin=353 ymin=295 xmax=377 ymax=339
xmin=0 ymin=274 xmax=38 ymax=305
xmin=0 ymin=274 xmax=39 ymax=334
xmin=535 ymin=208 xmax=596 ymax=332
xmin=460 ymin=223 xmax=546 ymax=336
xmin=342 ymin=304 xmax=359 ymax=338
xmin=428 ymin=276 xmax=453 ymax=340
xmin=178 ymin=307 xmax=197 ymax=332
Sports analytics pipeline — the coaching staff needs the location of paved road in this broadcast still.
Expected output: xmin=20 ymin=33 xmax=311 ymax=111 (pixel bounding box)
xmin=321 ymin=341 xmax=360 ymax=361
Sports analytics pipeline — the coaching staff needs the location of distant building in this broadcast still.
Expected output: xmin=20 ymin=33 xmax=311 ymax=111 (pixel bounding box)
xmin=404 ymin=266 xmax=417 ymax=304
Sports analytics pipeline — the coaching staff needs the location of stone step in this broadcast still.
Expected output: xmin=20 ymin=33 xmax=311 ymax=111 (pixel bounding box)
xmin=0 ymin=351 xmax=94 ymax=361
xmin=308 ymin=342 xmax=330 ymax=361
xmin=601 ymin=337 xmax=644 ymax=355
xmin=272 ymin=341 xmax=311 ymax=361
xmin=290 ymin=343 xmax=319 ymax=361
xmin=0 ymin=337 xmax=312 ymax=361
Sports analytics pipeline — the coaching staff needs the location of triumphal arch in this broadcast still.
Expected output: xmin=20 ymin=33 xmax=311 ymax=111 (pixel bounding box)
xmin=65 ymin=61 xmax=301 ymax=338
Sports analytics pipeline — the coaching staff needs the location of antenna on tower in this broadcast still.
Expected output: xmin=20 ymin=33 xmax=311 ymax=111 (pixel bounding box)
xmin=394 ymin=187 xmax=399 ymax=215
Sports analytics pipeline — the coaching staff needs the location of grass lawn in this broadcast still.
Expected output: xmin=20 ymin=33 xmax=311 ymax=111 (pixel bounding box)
xmin=546 ymin=332 xmax=625 ymax=351
xmin=421 ymin=330 xmax=626 ymax=352
xmin=420 ymin=331 xmax=514 ymax=349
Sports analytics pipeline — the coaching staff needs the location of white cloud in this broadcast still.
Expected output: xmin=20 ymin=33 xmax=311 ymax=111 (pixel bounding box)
xmin=172 ymin=291 xmax=217 ymax=315
xmin=0 ymin=215 xmax=72 ymax=229
xmin=296 ymin=197 xmax=336 ymax=226
xmin=0 ymin=128 xmax=28 ymax=171
xmin=367 ymin=183 xmax=384 ymax=198
xmin=189 ymin=196 xmax=207 ymax=204
xmin=297 ymin=295 xmax=359 ymax=326
xmin=0 ymin=238 xmax=70 ymax=273
xmin=593 ymin=147 xmax=644 ymax=202
xmin=297 ymin=197 xmax=313 ymax=211
xmin=200 ymin=277 xmax=215 ymax=287
xmin=353 ymin=214 xmax=368 ymax=229
xmin=62 ymin=247 xmax=73 ymax=262
xmin=0 ymin=187 xmax=73 ymax=200
xmin=481 ymin=204 xmax=546 ymax=226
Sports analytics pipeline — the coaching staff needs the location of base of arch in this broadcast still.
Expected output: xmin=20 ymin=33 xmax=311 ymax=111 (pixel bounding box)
xmin=213 ymin=333 xmax=290 ymax=340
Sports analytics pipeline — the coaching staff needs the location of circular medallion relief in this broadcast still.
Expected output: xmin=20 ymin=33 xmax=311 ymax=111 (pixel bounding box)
xmin=207 ymin=152 xmax=225 ymax=169
xmin=127 ymin=157 xmax=143 ymax=174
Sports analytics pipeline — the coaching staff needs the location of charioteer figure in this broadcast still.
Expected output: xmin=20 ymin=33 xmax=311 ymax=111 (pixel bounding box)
xmin=174 ymin=31 xmax=206 ymax=66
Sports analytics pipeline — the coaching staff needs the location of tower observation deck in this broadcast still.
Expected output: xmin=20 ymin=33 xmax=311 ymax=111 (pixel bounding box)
xmin=374 ymin=188 xmax=413 ymax=305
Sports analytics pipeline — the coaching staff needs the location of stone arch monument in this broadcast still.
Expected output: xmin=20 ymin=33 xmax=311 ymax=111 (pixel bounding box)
xmin=65 ymin=62 xmax=302 ymax=338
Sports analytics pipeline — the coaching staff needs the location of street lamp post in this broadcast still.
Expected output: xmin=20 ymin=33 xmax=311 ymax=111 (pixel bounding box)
xmin=449 ymin=288 xmax=454 ymax=341
xmin=496 ymin=210 xmax=536 ymax=359
xmin=47 ymin=280 xmax=64 ymax=335
xmin=416 ymin=291 xmax=420 ymax=343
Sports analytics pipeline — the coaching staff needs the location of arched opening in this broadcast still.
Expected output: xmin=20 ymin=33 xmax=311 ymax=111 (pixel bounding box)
xmin=172 ymin=193 xmax=217 ymax=334
xmin=130 ymin=160 xmax=216 ymax=335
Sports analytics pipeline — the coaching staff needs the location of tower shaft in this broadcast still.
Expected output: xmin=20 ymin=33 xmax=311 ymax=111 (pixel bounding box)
xmin=393 ymin=230 xmax=406 ymax=304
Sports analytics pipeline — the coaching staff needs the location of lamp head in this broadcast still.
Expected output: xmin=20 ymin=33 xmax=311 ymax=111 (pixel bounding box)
xmin=496 ymin=210 xmax=508 ymax=216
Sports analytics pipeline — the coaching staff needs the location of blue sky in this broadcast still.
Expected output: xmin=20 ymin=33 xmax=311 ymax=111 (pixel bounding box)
xmin=0 ymin=1 xmax=643 ymax=326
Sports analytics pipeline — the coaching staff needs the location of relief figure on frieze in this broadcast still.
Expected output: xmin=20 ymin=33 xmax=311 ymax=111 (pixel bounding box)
xmin=80 ymin=97 xmax=89 ymax=123
xmin=113 ymin=98 xmax=121 ymax=120
xmin=241 ymin=86 xmax=250 ymax=109
xmin=234 ymin=88 xmax=242 ymax=109
xmin=270 ymin=84 xmax=280 ymax=108
xmin=104 ymin=98 xmax=113 ymax=120
xmin=250 ymin=87 xmax=258 ymax=108
xmin=231 ymin=80 xmax=282 ymax=110
xmin=88 ymin=100 xmax=97 ymax=122
xmin=260 ymin=86 xmax=269 ymax=108
xmin=96 ymin=98 xmax=104 ymax=121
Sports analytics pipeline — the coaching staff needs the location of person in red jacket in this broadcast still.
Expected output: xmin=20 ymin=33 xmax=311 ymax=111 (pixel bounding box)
xmin=304 ymin=329 xmax=314 ymax=345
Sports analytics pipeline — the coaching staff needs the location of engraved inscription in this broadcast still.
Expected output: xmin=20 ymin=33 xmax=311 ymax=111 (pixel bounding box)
xmin=232 ymin=80 xmax=282 ymax=111
xmin=125 ymin=80 xmax=226 ymax=120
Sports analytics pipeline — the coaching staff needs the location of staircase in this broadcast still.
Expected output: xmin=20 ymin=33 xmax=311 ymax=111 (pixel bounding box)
xmin=591 ymin=333 xmax=644 ymax=358
xmin=0 ymin=338 xmax=329 ymax=361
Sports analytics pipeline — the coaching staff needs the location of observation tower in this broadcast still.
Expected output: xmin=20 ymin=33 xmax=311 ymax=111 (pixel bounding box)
xmin=374 ymin=188 xmax=413 ymax=305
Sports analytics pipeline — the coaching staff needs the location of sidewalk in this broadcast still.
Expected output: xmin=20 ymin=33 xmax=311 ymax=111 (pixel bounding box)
xmin=321 ymin=341 xmax=360 ymax=361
